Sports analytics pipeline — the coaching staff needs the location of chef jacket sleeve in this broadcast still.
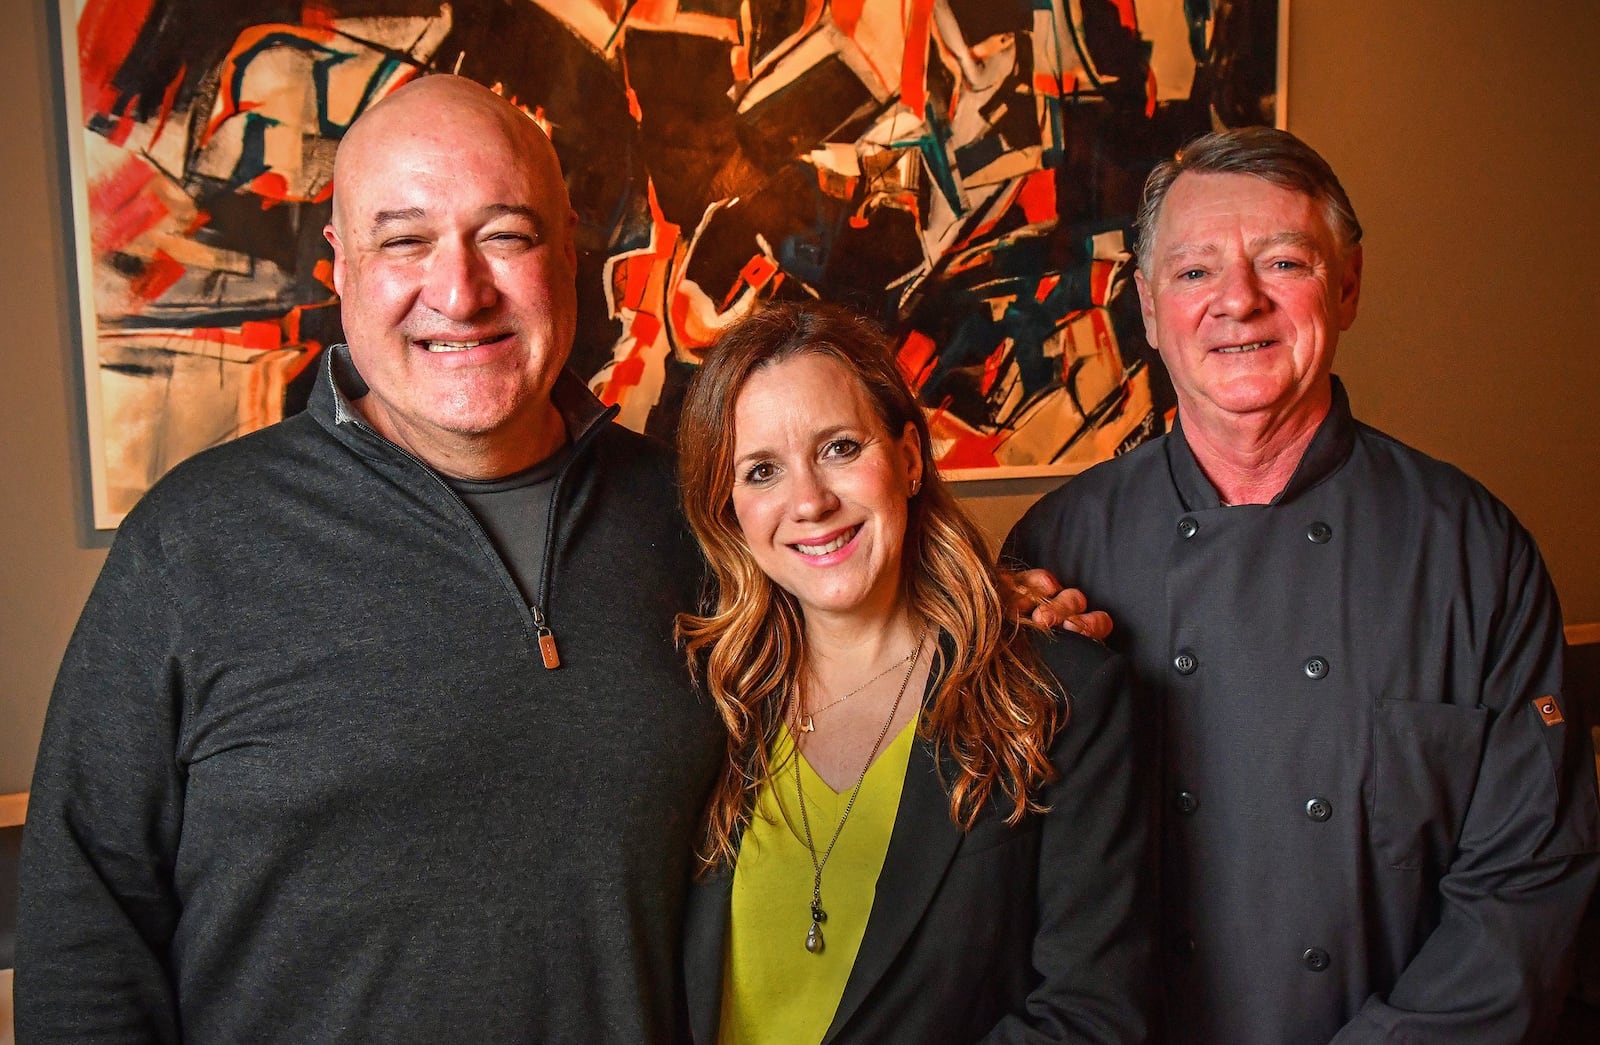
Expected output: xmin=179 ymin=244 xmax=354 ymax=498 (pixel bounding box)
xmin=1332 ymin=533 xmax=1600 ymax=1043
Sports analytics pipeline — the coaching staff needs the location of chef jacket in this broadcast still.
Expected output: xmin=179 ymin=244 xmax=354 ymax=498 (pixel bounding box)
xmin=1006 ymin=378 xmax=1600 ymax=1043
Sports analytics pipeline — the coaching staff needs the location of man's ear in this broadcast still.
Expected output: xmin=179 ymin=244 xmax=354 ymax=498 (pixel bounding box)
xmin=323 ymin=224 xmax=346 ymax=297
xmin=1136 ymin=268 xmax=1159 ymax=349
xmin=1337 ymin=244 xmax=1363 ymax=331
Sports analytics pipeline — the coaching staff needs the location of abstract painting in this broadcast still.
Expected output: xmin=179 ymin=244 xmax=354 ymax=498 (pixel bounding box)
xmin=59 ymin=0 xmax=1283 ymax=527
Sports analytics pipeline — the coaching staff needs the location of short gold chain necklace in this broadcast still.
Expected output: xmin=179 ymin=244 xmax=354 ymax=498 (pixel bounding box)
xmin=795 ymin=642 xmax=922 ymax=733
xmin=795 ymin=630 xmax=928 ymax=954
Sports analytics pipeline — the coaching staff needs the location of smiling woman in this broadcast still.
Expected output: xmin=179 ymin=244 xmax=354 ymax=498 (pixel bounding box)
xmin=673 ymin=302 xmax=1157 ymax=1043
xmin=727 ymin=352 xmax=921 ymax=641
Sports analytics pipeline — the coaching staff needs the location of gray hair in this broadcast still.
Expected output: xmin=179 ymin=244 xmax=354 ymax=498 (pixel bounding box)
xmin=1135 ymin=126 xmax=1363 ymax=274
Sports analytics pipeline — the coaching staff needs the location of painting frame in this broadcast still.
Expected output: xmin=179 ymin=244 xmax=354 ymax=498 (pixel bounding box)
xmin=56 ymin=0 xmax=1291 ymax=529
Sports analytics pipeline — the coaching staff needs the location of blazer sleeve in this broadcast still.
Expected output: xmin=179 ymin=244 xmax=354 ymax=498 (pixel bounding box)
xmin=1332 ymin=532 xmax=1600 ymax=1043
xmin=978 ymin=637 xmax=1159 ymax=1044
xmin=15 ymin=526 xmax=187 ymax=1043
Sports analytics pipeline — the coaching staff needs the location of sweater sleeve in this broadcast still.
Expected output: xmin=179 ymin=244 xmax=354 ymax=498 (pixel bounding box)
xmin=16 ymin=526 xmax=187 ymax=1043
xmin=978 ymin=640 xmax=1159 ymax=1044
xmin=1332 ymin=529 xmax=1600 ymax=1043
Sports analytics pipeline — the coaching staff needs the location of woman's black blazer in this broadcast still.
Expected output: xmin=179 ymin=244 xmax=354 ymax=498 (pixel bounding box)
xmin=683 ymin=630 xmax=1158 ymax=1043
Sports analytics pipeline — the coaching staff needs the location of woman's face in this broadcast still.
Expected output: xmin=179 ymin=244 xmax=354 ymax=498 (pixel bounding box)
xmin=728 ymin=353 xmax=922 ymax=627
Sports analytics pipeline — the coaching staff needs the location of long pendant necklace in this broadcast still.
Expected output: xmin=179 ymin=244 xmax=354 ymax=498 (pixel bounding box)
xmin=794 ymin=630 xmax=928 ymax=954
xmin=796 ymin=642 xmax=922 ymax=733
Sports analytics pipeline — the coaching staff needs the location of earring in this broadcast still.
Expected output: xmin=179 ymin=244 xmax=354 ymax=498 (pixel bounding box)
xmin=910 ymin=478 xmax=921 ymax=497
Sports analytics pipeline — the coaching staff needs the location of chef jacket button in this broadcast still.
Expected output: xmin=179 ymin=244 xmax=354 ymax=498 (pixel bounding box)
xmin=1174 ymin=790 xmax=1200 ymax=816
xmin=1174 ymin=649 xmax=1198 ymax=675
xmin=1306 ymin=521 xmax=1333 ymax=544
xmin=1302 ymin=947 xmax=1331 ymax=972
xmin=1303 ymin=655 xmax=1329 ymax=680
xmin=1177 ymin=516 xmax=1199 ymax=539
xmin=1305 ymin=797 xmax=1333 ymax=822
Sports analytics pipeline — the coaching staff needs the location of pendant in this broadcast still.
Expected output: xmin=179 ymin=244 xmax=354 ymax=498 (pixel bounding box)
xmin=805 ymin=920 xmax=825 ymax=954
xmin=797 ymin=714 xmax=815 ymax=733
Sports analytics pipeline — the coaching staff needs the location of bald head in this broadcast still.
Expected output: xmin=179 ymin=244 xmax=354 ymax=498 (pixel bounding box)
xmin=331 ymin=75 xmax=569 ymax=237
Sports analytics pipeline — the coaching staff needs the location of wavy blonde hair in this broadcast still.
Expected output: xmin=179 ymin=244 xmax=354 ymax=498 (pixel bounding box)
xmin=676 ymin=301 xmax=1064 ymax=873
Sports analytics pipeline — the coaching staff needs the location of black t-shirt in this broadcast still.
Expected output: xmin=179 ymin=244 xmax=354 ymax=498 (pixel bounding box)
xmin=446 ymin=445 xmax=571 ymax=606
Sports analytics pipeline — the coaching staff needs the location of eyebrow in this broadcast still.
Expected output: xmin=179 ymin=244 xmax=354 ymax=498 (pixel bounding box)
xmin=370 ymin=207 xmax=426 ymax=231
xmin=1252 ymin=230 xmax=1321 ymax=253
xmin=367 ymin=204 xmax=545 ymax=233
xmin=1160 ymin=230 xmax=1323 ymax=263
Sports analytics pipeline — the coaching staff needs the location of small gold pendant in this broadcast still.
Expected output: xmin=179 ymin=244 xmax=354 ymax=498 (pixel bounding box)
xmin=797 ymin=714 xmax=815 ymax=733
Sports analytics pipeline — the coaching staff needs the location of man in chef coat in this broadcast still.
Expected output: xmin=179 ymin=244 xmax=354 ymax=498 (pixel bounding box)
xmin=1008 ymin=126 xmax=1600 ymax=1043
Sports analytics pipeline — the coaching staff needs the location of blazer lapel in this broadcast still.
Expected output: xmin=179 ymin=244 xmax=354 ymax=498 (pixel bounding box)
xmin=683 ymin=864 xmax=734 ymax=1044
xmin=822 ymin=727 xmax=963 ymax=1042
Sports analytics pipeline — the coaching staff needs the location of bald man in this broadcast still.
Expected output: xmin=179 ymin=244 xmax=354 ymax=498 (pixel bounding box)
xmin=17 ymin=77 xmax=722 ymax=1043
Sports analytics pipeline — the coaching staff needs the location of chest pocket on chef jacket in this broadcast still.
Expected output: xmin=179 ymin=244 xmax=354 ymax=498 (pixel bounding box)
xmin=1371 ymin=699 xmax=1488 ymax=871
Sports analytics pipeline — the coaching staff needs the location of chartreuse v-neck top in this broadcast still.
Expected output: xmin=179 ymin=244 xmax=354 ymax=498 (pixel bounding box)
xmin=719 ymin=718 xmax=918 ymax=1044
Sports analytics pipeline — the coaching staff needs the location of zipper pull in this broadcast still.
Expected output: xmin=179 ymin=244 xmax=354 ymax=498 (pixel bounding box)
xmin=532 ymin=606 xmax=561 ymax=670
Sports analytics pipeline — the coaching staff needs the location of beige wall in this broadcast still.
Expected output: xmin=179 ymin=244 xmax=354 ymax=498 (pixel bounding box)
xmin=2 ymin=1 xmax=110 ymax=794
xmin=4 ymin=1 xmax=1597 ymax=792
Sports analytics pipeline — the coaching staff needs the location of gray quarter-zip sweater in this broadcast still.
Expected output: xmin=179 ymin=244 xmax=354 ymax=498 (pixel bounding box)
xmin=17 ymin=346 xmax=722 ymax=1043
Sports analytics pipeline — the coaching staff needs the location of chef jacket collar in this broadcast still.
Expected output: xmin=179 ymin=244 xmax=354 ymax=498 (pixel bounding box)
xmin=1165 ymin=376 xmax=1358 ymax=511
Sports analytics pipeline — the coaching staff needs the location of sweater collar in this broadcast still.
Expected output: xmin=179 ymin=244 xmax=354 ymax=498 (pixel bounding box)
xmin=1165 ymin=375 xmax=1357 ymax=510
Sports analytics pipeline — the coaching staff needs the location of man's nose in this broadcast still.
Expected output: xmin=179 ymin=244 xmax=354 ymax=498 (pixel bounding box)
xmin=423 ymin=240 xmax=497 ymax=320
xmin=1212 ymin=260 xmax=1268 ymax=318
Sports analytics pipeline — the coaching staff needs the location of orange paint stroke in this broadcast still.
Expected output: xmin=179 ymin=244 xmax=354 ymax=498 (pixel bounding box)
xmin=832 ymin=0 xmax=865 ymax=35
xmin=721 ymin=254 xmax=779 ymax=309
xmin=629 ymin=310 xmax=663 ymax=351
xmin=928 ymin=414 xmax=1003 ymax=469
xmin=730 ymin=0 xmax=753 ymax=81
xmin=612 ymin=253 xmax=655 ymax=313
xmin=240 ymin=320 xmax=284 ymax=351
xmin=89 ymin=155 xmax=157 ymax=216
xmin=607 ymin=357 xmax=646 ymax=400
xmin=739 ymin=251 xmax=777 ymax=284
xmin=127 ymin=250 xmax=185 ymax=304
xmin=1110 ymin=0 xmax=1139 ymax=33
xmin=980 ymin=339 xmax=1008 ymax=395
xmin=599 ymin=304 xmax=663 ymax=406
xmin=896 ymin=329 xmax=938 ymax=391
xmin=91 ymin=179 xmax=167 ymax=256
xmin=77 ymin=0 xmax=159 ymax=122
xmin=1089 ymin=258 xmax=1116 ymax=306
xmin=1016 ymin=169 xmax=1057 ymax=225
xmin=301 ymin=1 xmax=337 ymax=32
xmin=252 ymin=172 xmax=291 ymax=208
xmin=900 ymin=0 xmax=936 ymax=115
xmin=147 ymin=64 xmax=187 ymax=150
xmin=632 ymin=0 xmax=674 ymax=22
